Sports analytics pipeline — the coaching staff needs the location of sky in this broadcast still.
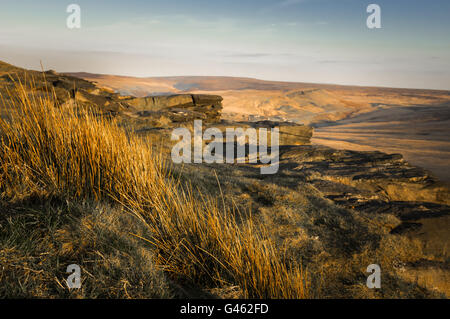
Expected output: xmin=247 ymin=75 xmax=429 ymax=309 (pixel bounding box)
xmin=0 ymin=0 xmax=449 ymax=89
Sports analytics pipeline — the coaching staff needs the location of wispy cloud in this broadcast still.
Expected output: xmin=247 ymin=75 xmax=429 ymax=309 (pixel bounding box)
xmin=221 ymin=51 xmax=296 ymax=59
xmin=224 ymin=53 xmax=272 ymax=58
xmin=257 ymin=0 xmax=308 ymax=14
xmin=279 ymin=0 xmax=307 ymax=7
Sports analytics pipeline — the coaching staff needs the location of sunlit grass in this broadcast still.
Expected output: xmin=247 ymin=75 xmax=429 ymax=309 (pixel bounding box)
xmin=0 ymin=76 xmax=309 ymax=298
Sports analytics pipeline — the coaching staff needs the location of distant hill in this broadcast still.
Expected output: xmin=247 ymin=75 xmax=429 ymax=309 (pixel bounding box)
xmin=67 ymin=72 xmax=450 ymax=125
xmin=2 ymin=61 xmax=449 ymax=181
xmin=67 ymin=70 xmax=450 ymax=182
xmin=1 ymin=61 xmax=450 ymax=299
xmin=66 ymin=73 xmax=322 ymax=95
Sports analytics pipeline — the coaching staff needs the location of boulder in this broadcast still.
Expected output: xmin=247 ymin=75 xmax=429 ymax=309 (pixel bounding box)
xmin=216 ymin=120 xmax=313 ymax=146
xmin=125 ymin=94 xmax=223 ymax=123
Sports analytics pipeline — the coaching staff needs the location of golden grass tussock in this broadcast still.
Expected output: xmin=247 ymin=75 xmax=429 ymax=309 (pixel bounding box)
xmin=0 ymin=76 xmax=309 ymax=298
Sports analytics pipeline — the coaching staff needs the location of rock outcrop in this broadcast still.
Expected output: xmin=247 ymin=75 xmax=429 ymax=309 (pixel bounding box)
xmin=275 ymin=145 xmax=450 ymax=235
xmin=0 ymin=62 xmax=224 ymax=124
xmin=214 ymin=120 xmax=313 ymax=146
xmin=0 ymin=62 xmax=131 ymax=115
xmin=125 ymin=94 xmax=223 ymax=123
xmin=248 ymin=120 xmax=313 ymax=146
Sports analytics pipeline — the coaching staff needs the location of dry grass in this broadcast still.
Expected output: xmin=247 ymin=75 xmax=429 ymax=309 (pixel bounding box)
xmin=0 ymin=77 xmax=309 ymax=298
xmin=0 ymin=201 xmax=177 ymax=298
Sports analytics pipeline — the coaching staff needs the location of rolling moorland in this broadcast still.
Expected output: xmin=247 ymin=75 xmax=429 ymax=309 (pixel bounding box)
xmin=0 ymin=60 xmax=449 ymax=298
xmin=70 ymin=72 xmax=450 ymax=183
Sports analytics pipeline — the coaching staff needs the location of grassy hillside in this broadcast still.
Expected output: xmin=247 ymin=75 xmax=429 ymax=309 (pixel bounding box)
xmin=0 ymin=70 xmax=448 ymax=298
xmin=0 ymin=79 xmax=308 ymax=298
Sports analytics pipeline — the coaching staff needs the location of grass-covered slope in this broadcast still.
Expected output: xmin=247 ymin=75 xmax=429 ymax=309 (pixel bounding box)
xmin=0 ymin=78 xmax=308 ymax=298
xmin=0 ymin=71 xmax=447 ymax=298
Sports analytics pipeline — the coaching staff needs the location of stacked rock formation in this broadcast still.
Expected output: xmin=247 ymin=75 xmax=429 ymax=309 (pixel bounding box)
xmin=125 ymin=94 xmax=223 ymax=123
xmin=0 ymin=62 xmax=224 ymax=123
xmin=214 ymin=120 xmax=313 ymax=146
xmin=0 ymin=61 xmax=311 ymax=145
xmin=0 ymin=62 xmax=130 ymax=115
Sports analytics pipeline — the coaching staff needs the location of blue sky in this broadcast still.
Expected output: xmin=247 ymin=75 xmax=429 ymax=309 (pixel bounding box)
xmin=0 ymin=0 xmax=449 ymax=89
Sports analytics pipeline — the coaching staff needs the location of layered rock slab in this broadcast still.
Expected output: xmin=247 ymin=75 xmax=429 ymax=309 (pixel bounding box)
xmin=125 ymin=94 xmax=223 ymax=123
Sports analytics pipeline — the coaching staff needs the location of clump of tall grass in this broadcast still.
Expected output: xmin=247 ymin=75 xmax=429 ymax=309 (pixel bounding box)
xmin=0 ymin=76 xmax=309 ymax=298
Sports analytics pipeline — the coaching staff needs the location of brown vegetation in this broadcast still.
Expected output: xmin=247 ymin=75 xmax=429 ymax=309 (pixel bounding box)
xmin=0 ymin=68 xmax=447 ymax=298
xmin=0 ymin=78 xmax=308 ymax=298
